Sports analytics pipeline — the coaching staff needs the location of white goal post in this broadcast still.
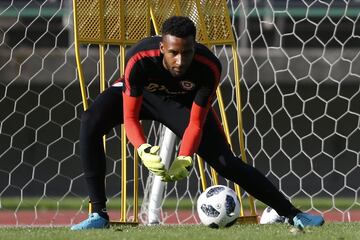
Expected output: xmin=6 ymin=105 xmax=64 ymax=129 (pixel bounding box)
xmin=0 ymin=0 xmax=360 ymax=225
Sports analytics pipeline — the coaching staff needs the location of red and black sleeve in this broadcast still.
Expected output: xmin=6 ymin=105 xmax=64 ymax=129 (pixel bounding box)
xmin=122 ymin=93 xmax=146 ymax=148
xmin=178 ymin=54 xmax=221 ymax=156
xmin=122 ymin=48 xmax=161 ymax=148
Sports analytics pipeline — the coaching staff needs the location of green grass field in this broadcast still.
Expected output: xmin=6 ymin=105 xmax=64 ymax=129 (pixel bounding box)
xmin=0 ymin=223 xmax=360 ymax=240
xmin=1 ymin=196 xmax=359 ymax=211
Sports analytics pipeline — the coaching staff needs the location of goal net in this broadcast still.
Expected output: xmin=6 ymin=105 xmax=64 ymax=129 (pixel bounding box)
xmin=0 ymin=0 xmax=359 ymax=225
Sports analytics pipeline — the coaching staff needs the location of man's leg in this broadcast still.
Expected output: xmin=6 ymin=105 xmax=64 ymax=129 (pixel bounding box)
xmin=196 ymin=110 xmax=301 ymax=218
xmin=147 ymin=94 xmax=323 ymax=227
xmin=79 ymin=87 xmax=125 ymax=218
xmin=196 ymin=110 xmax=324 ymax=227
xmin=73 ymin=86 xmax=153 ymax=230
xmin=71 ymin=86 xmax=125 ymax=230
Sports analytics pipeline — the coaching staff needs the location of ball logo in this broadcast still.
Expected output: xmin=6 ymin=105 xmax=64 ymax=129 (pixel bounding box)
xmin=180 ymin=81 xmax=195 ymax=90
xmin=197 ymin=185 xmax=240 ymax=228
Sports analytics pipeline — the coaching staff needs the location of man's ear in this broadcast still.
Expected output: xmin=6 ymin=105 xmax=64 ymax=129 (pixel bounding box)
xmin=159 ymin=41 xmax=164 ymax=54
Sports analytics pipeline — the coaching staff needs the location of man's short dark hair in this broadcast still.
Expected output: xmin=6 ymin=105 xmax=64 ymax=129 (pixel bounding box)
xmin=162 ymin=16 xmax=196 ymax=39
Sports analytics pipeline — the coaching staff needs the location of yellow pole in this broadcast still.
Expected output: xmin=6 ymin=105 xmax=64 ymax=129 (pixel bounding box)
xmin=72 ymin=0 xmax=88 ymax=111
xmin=120 ymin=124 xmax=127 ymax=222
xmin=99 ymin=44 xmax=107 ymax=152
xmin=149 ymin=6 xmax=159 ymax=34
xmin=133 ymin=149 xmax=139 ymax=223
xmin=232 ymin=44 xmax=256 ymax=217
xmin=119 ymin=45 xmax=128 ymax=223
xmin=196 ymin=156 xmax=207 ymax=192
xmin=73 ymin=0 xmax=91 ymax=214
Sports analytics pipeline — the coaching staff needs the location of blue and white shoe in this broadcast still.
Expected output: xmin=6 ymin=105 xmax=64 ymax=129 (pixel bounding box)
xmin=293 ymin=212 xmax=324 ymax=229
xmin=70 ymin=213 xmax=109 ymax=230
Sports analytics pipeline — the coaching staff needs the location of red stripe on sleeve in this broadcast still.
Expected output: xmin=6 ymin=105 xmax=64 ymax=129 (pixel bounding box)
xmin=179 ymin=55 xmax=221 ymax=156
xmin=194 ymin=54 xmax=221 ymax=81
xmin=124 ymin=49 xmax=160 ymax=96
xmin=194 ymin=54 xmax=221 ymax=103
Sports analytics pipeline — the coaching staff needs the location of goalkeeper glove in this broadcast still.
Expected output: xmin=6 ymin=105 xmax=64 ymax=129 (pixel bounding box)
xmin=137 ymin=143 xmax=165 ymax=176
xmin=162 ymin=156 xmax=193 ymax=182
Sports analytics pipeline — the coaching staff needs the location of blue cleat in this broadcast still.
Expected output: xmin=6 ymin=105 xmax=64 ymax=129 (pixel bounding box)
xmin=70 ymin=213 xmax=109 ymax=230
xmin=293 ymin=212 xmax=324 ymax=229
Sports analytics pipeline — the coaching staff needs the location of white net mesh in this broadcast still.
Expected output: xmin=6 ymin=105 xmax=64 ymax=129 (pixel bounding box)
xmin=0 ymin=0 xmax=359 ymax=225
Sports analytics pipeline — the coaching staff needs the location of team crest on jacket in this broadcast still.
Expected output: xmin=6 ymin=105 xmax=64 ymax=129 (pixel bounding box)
xmin=180 ymin=81 xmax=195 ymax=90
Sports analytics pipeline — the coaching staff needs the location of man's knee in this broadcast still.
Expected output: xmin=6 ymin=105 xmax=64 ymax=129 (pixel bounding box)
xmin=81 ymin=108 xmax=93 ymax=126
xmin=81 ymin=108 xmax=103 ymax=136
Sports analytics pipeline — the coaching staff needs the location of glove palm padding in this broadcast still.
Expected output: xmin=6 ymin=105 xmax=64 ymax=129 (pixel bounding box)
xmin=162 ymin=156 xmax=193 ymax=181
xmin=137 ymin=143 xmax=165 ymax=176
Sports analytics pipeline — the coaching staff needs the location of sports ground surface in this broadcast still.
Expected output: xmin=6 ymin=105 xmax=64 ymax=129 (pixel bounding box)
xmin=0 ymin=198 xmax=359 ymax=240
xmin=0 ymin=198 xmax=360 ymax=240
xmin=1 ymin=222 xmax=360 ymax=240
xmin=1 ymin=197 xmax=359 ymax=225
xmin=1 ymin=209 xmax=360 ymax=226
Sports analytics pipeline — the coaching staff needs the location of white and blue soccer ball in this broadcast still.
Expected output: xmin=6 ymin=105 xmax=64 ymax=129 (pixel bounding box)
xmin=260 ymin=206 xmax=286 ymax=224
xmin=197 ymin=185 xmax=240 ymax=228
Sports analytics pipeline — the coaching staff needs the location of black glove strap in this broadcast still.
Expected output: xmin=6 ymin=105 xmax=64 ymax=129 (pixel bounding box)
xmin=143 ymin=146 xmax=152 ymax=154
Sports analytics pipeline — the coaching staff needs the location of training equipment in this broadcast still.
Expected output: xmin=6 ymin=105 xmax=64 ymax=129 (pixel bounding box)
xmin=70 ymin=213 xmax=109 ymax=230
xmin=137 ymin=143 xmax=166 ymax=177
xmin=162 ymin=156 xmax=193 ymax=181
xmin=197 ymin=185 xmax=240 ymax=228
xmin=293 ymin=213 xmax=325 ymax=229
xmin=259 ymin=207 xmax=286 ymax=224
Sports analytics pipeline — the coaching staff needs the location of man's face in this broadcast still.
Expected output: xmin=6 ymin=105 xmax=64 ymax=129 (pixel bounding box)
xmin=160 ymin=34 xmax=195 ymax=77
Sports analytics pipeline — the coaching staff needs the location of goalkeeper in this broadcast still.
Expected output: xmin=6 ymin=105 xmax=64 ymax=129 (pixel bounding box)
xmin=71 ymin=16 xmax=324 ymax=230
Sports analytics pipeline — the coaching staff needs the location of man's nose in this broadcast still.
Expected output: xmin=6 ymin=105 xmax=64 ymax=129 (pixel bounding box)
xmin=175 ymin=54 xmax=182 ymax=66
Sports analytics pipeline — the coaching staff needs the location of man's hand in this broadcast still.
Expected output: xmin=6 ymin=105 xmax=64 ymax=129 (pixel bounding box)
xmin=137 ymin=143 xmax=165 ymax=176
xmin=162 ymin=156 xmax=193 ymax=182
